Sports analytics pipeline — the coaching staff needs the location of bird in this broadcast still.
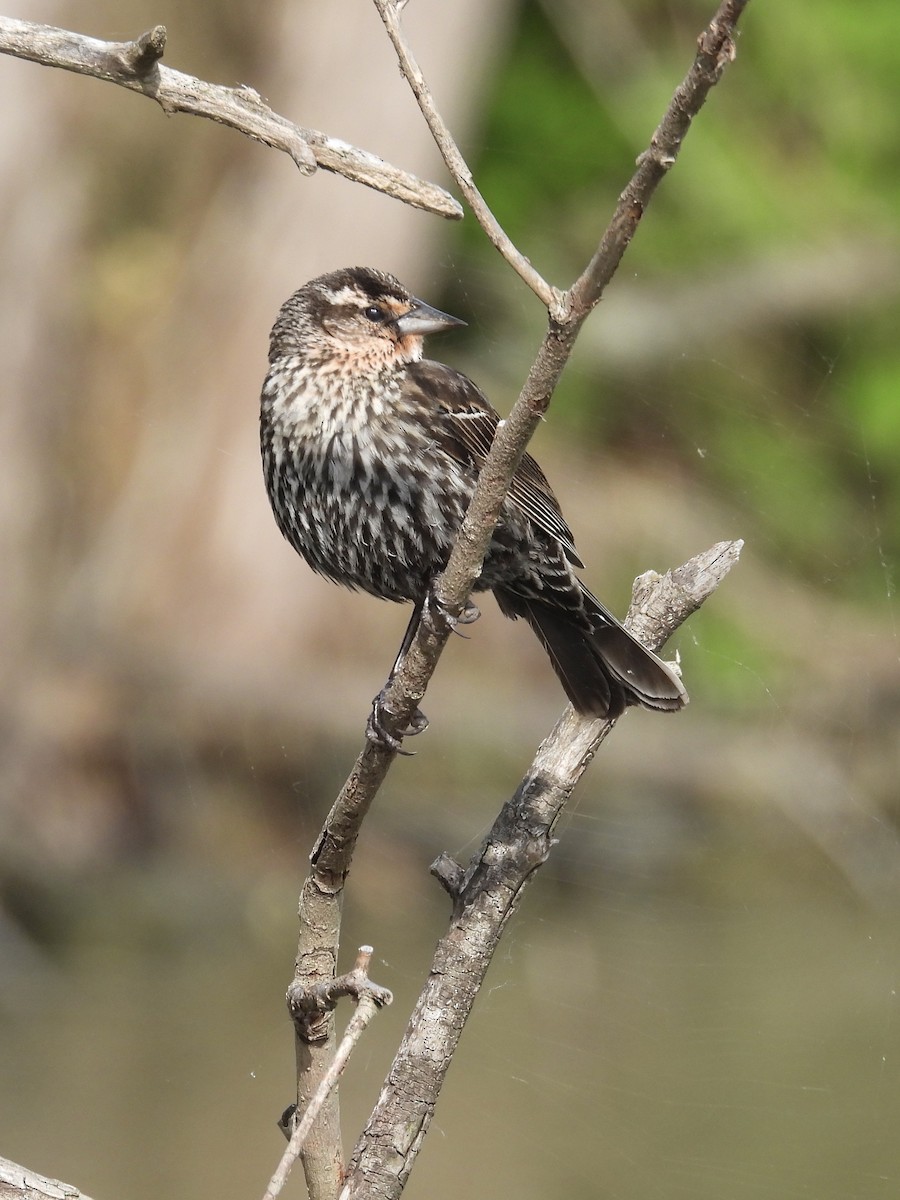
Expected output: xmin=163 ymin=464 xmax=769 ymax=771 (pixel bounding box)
xmin=259 ymin=266 xmax=686 ymax=740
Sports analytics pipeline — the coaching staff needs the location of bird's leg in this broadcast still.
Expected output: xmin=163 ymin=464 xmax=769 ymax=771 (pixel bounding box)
xmin=366 ymin=591 xmax=480 ymax=753
xmin=390 ymin=599 xmax=424 ymax=677
xmin=367 ymin=601 xmax=429 ymax=754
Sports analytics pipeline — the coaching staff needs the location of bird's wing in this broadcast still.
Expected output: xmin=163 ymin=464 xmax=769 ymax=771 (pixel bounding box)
xmin=407 ymin=359 xmax=584 ymax=567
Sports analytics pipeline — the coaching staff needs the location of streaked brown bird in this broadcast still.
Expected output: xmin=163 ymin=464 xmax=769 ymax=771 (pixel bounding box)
xmin=260 ymin=267 xmax=686 ymax=735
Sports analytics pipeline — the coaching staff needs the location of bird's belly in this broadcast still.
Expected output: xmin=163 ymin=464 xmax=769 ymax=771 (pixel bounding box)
xmin=269 ymin=431 xmax=469 ymax=602
xmin=265 ymin=422 xmax=570 ymax=605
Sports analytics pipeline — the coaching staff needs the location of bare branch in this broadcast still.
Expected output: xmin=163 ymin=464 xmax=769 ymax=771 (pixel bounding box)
xmin=342 ymin=542 xmax=743 ymax=1199
xmin=265 ymin=949 xmax=392 ymax=1200
xmin=0 ymin=1156 xmax=97 ymax=1200
xmin=372 ymin=0 xmax=558 ymax=308
xmin=0 ymin=5 xmax=751 ymax=1200
xmin=0 ymin=16 xmax=463 ymax=220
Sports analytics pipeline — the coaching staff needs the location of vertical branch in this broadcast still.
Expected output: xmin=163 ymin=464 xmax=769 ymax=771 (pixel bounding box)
xmin=290 ymin=895 xmax=345 ymax=1200
xmin=286 ymin=745 xmax=396 ymax=1199
xmin=265 ymin=948 xmax=392 ymax=1200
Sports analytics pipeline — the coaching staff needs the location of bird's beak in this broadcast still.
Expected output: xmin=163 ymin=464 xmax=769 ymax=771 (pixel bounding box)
xmin=394 ymin=297 xmax=467 ymax=337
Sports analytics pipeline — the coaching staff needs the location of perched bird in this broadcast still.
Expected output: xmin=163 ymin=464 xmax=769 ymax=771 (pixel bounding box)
xmin=260 ymin=266 xmax=686 ymax=733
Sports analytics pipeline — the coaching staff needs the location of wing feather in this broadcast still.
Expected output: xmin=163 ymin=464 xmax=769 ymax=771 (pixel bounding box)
xmin=406 ymin=359 xmax=584 ymax=567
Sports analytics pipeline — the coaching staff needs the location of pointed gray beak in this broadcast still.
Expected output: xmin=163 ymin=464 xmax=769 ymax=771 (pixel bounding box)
xmin=394 ymin=297 xmax=467 ymax=337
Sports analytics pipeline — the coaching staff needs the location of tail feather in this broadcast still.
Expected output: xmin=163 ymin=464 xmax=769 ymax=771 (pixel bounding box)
xmin=494 ymin=586 xmax=687 ymax=719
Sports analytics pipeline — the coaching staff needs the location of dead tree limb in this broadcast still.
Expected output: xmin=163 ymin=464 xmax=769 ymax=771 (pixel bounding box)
xmin=341 ymin=542 xmax=741 ymax=1198
xmin=0 ymin=17 xmax=463 ymax=219
xmin=0 ymin=1155 xmax=97 ymax=1200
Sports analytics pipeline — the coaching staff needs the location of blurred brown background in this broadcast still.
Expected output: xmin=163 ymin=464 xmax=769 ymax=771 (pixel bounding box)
xmin=2 ymin=2 xmax=899 ymax=1198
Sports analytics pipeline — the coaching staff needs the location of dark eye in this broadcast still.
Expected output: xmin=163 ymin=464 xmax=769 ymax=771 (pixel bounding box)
xmin=363 ymin=305 xmax=385 ymax=322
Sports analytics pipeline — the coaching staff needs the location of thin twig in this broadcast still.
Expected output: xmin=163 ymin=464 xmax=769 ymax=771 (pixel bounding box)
xmin=0 ymin=17 xmax=463 ymax=220
xmin=265 ymin=949 xmax=392 ymax=1200
xmin=372 ymin=0 xmax=558 ymax=309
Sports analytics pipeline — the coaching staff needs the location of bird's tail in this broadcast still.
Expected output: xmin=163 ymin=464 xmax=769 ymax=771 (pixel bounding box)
xmin=494 ymin=586 xmax=687 ymax=719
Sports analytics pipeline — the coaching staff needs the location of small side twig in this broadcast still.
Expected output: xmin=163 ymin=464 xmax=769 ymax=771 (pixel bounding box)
xmin=118 ymin=25 xmax=166 ymax=76
xmin=430 ymin=851 xmax=465 ymax=901
xmin=264 ymin=948 xmax=392 ymax=1200
xmin=287 ymin=945 xmax=393 ymax=1041
xmin=0 ymin=17 xmax=463 ymax=219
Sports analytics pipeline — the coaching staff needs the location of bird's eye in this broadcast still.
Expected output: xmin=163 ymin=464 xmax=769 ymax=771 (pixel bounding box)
xmin=363 ymin=305 xmax=385 ymax=322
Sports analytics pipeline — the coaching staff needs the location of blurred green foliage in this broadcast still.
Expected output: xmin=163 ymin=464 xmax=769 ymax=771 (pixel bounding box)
xmin=447 ymin=0 xmax=900 ymax=703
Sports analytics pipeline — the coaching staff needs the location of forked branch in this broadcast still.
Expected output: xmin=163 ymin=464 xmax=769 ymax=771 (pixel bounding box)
xmin=288 ymin=3 xmax=750 ymax=1198
xmin=342 ymin=542 xmax=742 ymax=1198
xmin=263 ymin=948 xmax=392 ymax=1200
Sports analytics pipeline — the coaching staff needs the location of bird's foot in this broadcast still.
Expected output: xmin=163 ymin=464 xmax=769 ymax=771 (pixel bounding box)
xmin=422 ymin=588 xmax=481 ymax=637
xmin=457 ymin=599 xmax=481 ymax=627
xmin=366 ymin=691 xmax=429 ymax=756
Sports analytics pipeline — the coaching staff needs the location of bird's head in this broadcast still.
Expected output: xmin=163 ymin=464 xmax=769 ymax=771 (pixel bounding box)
xmin=269 ymin=266 xmax=466 ymax=370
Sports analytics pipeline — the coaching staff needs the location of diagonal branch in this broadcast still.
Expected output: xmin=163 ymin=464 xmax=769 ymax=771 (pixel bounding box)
xmin=372 ymin=0 xmax=558 ymax=308
xmin=371 ymin=0 xmax=750 ymax=641
xmin=0 ymin=17 xmax=463 ymax=220
xmin=343 ymin=541 xmax=743 ymax=1198
xmin=567 ymin=0 xmax=751 ymax=319
xmin=395 ymin=0 xmax=751 ymax=719
xmin=0 ymin=1155 xmax=97 ymax=1200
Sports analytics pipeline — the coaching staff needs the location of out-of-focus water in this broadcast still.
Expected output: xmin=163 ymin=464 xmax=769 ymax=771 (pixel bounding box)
xmin=2 ymin=811 xmax=899 ymax=1200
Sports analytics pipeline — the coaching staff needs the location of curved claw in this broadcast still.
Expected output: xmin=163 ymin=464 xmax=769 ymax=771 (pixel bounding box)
xmin=423 ymin=589 xmax=481 ymax=635
xmin=367 ymin=694 xmax=429 ymax=756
